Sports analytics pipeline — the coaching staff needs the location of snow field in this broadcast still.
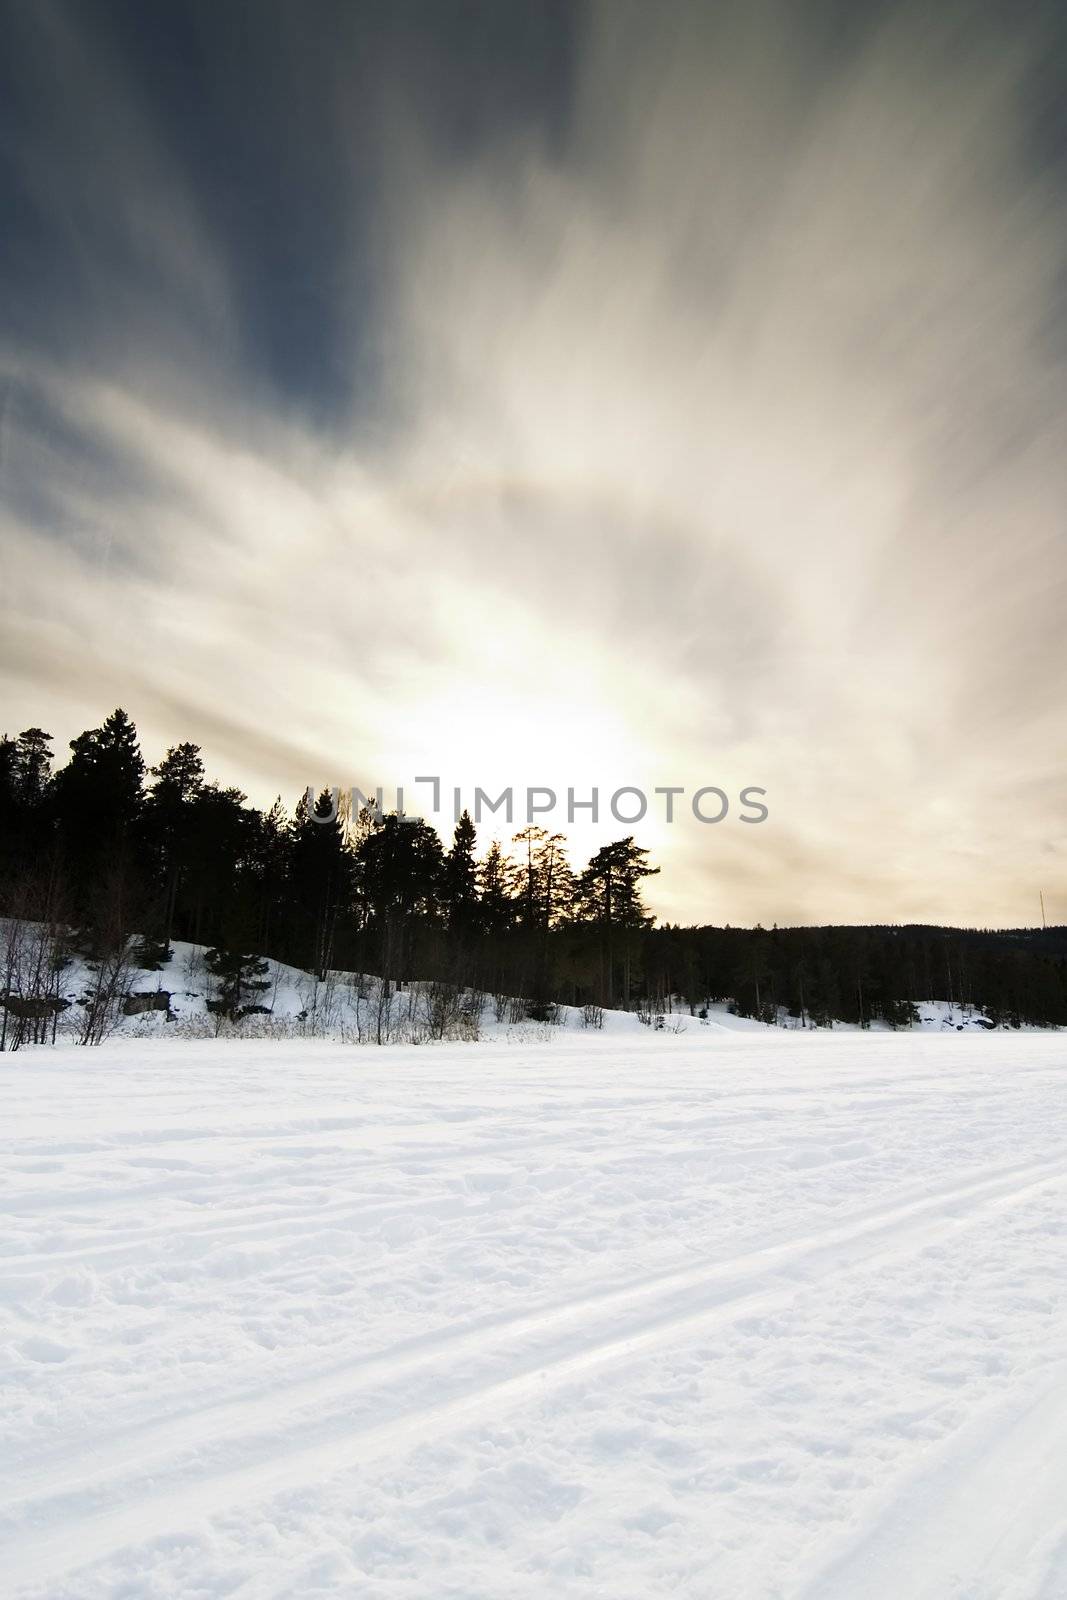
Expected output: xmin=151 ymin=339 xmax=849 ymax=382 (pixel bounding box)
xmin=2 ymin=1029 xmax=1067 ymax=1597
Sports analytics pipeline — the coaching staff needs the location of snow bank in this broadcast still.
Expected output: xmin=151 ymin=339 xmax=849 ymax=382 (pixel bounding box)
xmin=11 ymin=933 xmax=1047 ymax=1046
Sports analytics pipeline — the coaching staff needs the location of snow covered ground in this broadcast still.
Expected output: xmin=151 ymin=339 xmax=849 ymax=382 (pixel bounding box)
xmin=9 ymin=930 xmax=1033 ymax=1041
xmin=3 ymin=1030 xmax=1067 ymax=1598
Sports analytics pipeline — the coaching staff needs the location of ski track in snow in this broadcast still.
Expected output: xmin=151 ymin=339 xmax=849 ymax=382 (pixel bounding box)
xmin=2 ymin=1031 xmax=1066 ymax=1598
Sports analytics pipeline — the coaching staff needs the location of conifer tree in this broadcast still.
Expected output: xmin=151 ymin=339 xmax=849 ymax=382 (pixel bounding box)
xmin=290 ymin=789 xmax=352 ymax=979
xmin=14 ymin=727 xmax=53 ymax=808
xmin=250 ymin=798 xmax=292 ymax=956
xmin=573 ymin=837 xmax=658 ymax=1007
xmin=5 ymin=728 xmax=54 ymax=869
xmin=356 ymin=812 xmax=443 ymax=990
xmin=441 ymin=811 xmax=479 ymax=936
xmin=55 ymin=710 xmax=144 ymax=921
xmin=478 ymin=841 xmax=516 ymax=938
xmin=143 ymin=743 xmax=205 ymax=945
xmin=205 ymin=943 xmax=271 ymax=1023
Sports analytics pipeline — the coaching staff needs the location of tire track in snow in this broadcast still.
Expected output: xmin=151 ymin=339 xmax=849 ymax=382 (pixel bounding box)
xmin=796 ymin=1365 xmax=1067 ymax=1600
xmin=6 ymin=1145 xmax=1065 ymax=1488
xmin=0 ymin=1127 xmax=890 ymax=1272
xmin=5 ymin=1150 xmax=1067 ymax=1594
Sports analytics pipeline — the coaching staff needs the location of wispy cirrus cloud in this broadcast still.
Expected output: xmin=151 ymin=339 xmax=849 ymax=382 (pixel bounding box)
xmin=1 ymin=0 xmax=1065 ymax=924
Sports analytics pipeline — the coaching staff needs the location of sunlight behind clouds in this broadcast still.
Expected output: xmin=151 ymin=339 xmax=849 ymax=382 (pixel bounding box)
xmin=1 ymin=0 xmax=1065 ymax=924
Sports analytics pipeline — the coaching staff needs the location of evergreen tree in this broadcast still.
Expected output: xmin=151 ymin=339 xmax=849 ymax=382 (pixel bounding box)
xmin=441 ymin=810 xmax=479 ymax=936
xmin=181 ymin=783 xmax=253 ymax=946
xmin=4 ymin=728 xmax=54 ymax=870
xmin=509 ymin=829 xmax=574 ymax=1015
xmin=0 ymin=735 xmax=20 ymax=880
xmin=205 ymin=943 xmax=271 ymax=1023
xmin=248 ymin=797 xmax=292 ymax=956
xmin=290 ymin=789 xmax=352 ymax=979
xmin=511 ymin=826 xmax=542 ymax=928
xmin=573 ymin=837 xmax=658 ymax=1007
xmin=54 ymin=711 xmax=144 ymax=908
xmin=142 ymin=742 xmax=205 ymax=945
xmin=510 ymin=828 xmax=575 ymax=930
xmin=732 ymin=931 xmax=773 ymax=1020
xmin=14 ymin=726 xmax=53 ymax=809
xmin=478 ymin=841 xmax=517 ymax=938
xmin=356 ymin=813 xmax=443 ymax=989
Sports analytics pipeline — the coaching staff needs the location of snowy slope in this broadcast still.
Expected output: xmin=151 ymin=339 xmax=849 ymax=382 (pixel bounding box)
xmin=44 ymin=939 xmax=658 ymax=1041
xmin=3 ymin=1031 xmax=1067 ymax=1598
xmin=29 ymin=935 xmax=1051 ymax=1041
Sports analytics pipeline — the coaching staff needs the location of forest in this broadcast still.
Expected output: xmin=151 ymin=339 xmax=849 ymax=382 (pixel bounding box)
xmin=2 ymin=709 xmax=1066 ymax=1037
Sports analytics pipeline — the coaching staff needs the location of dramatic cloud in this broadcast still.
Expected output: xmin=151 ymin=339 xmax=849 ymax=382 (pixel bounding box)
xmin=1 ymin=0 xmax=1065 ymax=924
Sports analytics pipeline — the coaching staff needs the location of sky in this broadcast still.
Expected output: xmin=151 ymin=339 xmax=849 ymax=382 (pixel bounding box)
xmin=1 ymin=0 xmax=1065 ymax=928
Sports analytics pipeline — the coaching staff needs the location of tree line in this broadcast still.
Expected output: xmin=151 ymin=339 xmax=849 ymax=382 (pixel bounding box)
xmin=643 ymin=921 xmax=1067 ymax=1029
xmin=0 ymin=710 xmax=659 ymax=1028
xmin=1 ymin=708 xmax=1064 ymax=1036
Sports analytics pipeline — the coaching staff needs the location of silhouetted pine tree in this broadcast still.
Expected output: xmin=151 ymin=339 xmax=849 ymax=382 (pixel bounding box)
xmin=441 ymin=811 xmax=479 ymax=937
xmin=290 ymin=790 xmax=352 ymax=979
xmin=142 ymin=742 xmax=205 ymax=946
xmin=54 ymin=710 xmax=144 ymax=925
xmin=573 ymin=837 xmax=658 ymax=1007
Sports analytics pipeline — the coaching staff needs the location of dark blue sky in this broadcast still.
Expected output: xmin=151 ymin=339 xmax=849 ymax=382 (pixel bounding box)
xmin=4 ymin=1 xmax=1066 ymax=417
xmin=0 ymin=1 xmax=581 ymax=424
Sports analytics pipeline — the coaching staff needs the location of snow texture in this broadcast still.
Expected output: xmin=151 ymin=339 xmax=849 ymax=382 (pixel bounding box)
xmin=3 ymin=1030 xmax=1067 ymax=1597
xmin=26 ymin=935 xmax=1035 ymax=1040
